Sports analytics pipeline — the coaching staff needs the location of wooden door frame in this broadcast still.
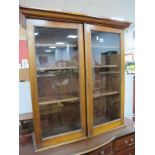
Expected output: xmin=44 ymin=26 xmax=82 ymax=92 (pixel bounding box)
xmin=26 ymin=19 xmax=87 ymax=149
xmin=84 ymin=24 xmax=125 ymax=136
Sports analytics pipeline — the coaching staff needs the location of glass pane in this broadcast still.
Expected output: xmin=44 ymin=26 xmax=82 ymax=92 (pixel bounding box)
xmin=91 ymin=30 xmax=121 ymax=126
xmin=93 ymin=94 xmax=120 ymax=126
xmin=40 ymin=101 xmax=81 ymax=138
xmin=34 ymin=27 xmax=81 ymax=138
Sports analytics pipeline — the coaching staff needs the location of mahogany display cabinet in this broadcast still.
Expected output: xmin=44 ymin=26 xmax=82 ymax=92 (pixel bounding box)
xmin=19 ymin=7 xmax=131 ymax=150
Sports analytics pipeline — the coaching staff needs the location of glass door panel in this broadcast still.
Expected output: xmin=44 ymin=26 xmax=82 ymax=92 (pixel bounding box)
xmin=91 ymin=30 xmax=121 ymax=126
xmin=34 ymin=26 xmax=82 ymax=138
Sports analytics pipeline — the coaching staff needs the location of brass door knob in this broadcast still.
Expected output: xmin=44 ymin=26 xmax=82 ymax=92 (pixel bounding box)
xmin=130 ymin=138 xmax=134 ymax=142
xmin=125 ymin=140 xmax=128 ymax=144
xmin=101 ymin=150 xmax=105 ymax=155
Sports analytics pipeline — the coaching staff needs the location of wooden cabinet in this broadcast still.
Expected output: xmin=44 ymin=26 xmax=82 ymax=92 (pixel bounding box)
xmin=113 ymin=134 xmax=135 ymax=155
xmin=83 ymin=133 xmax=135 ymax=155
xmin=113 ymin=134 xmax=135 ymax=152
xmin=85 ymin=143 xmax=112 ymax=155
xmin=114 ymin=146 xmax=135 ymax=155
xmin=20 ymin=7 xmax=130 ymax=150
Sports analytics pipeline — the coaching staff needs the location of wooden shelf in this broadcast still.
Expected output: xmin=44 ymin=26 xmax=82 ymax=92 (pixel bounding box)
xmin=37 ymin=74 xmax=56 ymax=78
xmin=92 ymin=45 xmax=119 ymax=49
xmin=94 ymin=117 xmax=109 ymax=126
xmin=94 ymin=91 xmax=119 ymax=98
xmin=19 ymin=112 xmax=33 ymax=121
xmin=39 ymin=97 xmax=79 ymax=106
xmin=93 ymin=65 xmax=119 ymax=68
xmin=100 ymin=71 xmax=120 ymax=74
xmin=35 ymin=43 xmax=77 ymax=48
xmin=37 ymin=66 xmax=78 ymax=71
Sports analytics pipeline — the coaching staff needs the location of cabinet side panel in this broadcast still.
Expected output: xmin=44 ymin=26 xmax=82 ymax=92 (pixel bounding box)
xmin=26 ymin=20 xmax=42 ymax=146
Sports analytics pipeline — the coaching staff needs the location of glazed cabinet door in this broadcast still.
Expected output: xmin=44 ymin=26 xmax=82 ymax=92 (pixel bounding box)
xmin=84 ymin=24 xmax=124 ymax=136
xmin=27 ymin=19 xmax=86 ymax=148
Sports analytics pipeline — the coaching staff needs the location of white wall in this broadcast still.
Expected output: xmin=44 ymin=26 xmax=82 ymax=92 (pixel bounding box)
xmin=124 ymin=25 xmax=135 ymax=120
xmin=19 ymin=81 xmax=32 ymax=114
xmin=124 ymin=25 xmax=135 ymax=54
xmin=125 ymin=73 xmax=134 ymax=119
xmin=19 ymin=0 xmax=135 ymax=23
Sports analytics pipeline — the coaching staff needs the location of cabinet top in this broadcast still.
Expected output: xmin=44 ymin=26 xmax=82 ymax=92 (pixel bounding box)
xmin=20 ymin=6 xmax=131 ymax=29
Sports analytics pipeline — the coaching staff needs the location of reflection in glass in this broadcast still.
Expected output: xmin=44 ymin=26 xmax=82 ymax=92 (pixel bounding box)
xmin=34 ymin=27 xmax=81 ymax=138
xmin=40 ymin=101 xmax=81 ymax=137
xmin=93 ymin=95 xmax=120 ymax=126
xmin=37 ymin=70 xmax=79 ymax=103
xmin=91 ymin=30 xmax=121 ymax=126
